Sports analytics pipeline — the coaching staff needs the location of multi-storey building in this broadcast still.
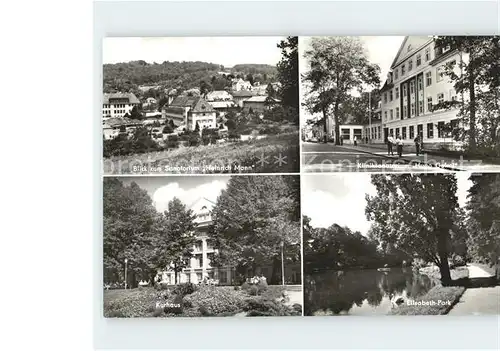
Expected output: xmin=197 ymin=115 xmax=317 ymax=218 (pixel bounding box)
xmin=102 ymin=92 xmax=140 ymax=119
xmin=231 ymin=78 xmax=253 ymax=91
xmin=161 ymin=96 xmax=217 ymax=131
xmin=380 ymin=36 xmax=465 ymax=147
xmin=158 ymin=197 xmax=301 ymax=286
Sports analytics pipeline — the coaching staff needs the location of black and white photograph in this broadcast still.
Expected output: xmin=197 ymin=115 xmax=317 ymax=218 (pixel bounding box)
xmin=102 ymin=36 xmax=299 ymax=174
xmin=302 ymin=173 xmax=500 ymax=316
xmin=301 ymin=36 xmax=500 ymax=173
xmin=103 ymin=175 xmax=302 ymax=317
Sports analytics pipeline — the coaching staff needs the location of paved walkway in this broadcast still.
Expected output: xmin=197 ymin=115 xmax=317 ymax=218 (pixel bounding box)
xmin=285 ymin=290 xmax=303 ymax=306
xmin=448 ymin=264 xmax=500 ymax=315
xmin=339 ymin=144 xmax=500 ymax=171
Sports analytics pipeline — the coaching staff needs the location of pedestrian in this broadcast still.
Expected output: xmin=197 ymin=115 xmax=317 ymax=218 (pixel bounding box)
xmin=387 ymin=135 xmax=395 ymax=156
xmin=414 ymin=133 xmax=423 ymax=156
xmin=396 ymin=134 xmax=403 ymax=157
xmin=353 ymin=136 xmax=357 ymax=146
xmin=365 ymin=136 xmax=369 ymax=144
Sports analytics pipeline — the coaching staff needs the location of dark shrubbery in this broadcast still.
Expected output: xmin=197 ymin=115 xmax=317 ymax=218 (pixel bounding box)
xmin=243 ymin=297 xmax=300 ymax=317
xmin=103 ymin=127 xmax=162 ymax=157
xmin=183 ymin=285 xmax=246 ymax=316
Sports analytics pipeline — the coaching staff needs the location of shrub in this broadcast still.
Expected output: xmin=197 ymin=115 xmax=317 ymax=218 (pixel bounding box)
xmin=162 ymin=125 xmax=173 ymax=134
xmin=186 ymin=285 xmax=246 ymax=316
xmin=257 ymin=280 xmax=268 ymax=294
xmin=241 ymin=282 xmax=250 ymax=291
xmin=172 ymin=282 xmax=197 ymax=297
xmin=249 ymin=285 xmax=259 ymax=296
xmin=243 ymin=297 xmax=299 ymax=316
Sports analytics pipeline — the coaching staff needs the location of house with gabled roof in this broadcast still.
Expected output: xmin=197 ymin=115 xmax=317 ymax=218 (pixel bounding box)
xmin=161 ymin=95 xmax=217 ymax=131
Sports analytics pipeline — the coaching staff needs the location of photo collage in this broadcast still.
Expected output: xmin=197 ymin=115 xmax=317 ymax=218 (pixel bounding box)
xmin=101 ymin=36 xmax=500 ymax=317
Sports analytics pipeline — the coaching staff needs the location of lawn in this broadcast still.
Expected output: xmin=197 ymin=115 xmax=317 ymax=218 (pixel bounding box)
xmin=389 ymin=286 xmax=466 ymax=315
xmin=103 ymin=132 xmax=299 ymax=174
xmin=103 ymin=284 xmax=302 ymax=318
xmin=418 ymin=265 xmax=469 ymax=281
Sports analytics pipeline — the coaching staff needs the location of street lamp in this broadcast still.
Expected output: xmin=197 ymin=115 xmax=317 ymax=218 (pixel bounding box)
xmin=124 ymin=258 xmax=128 ymax=290
xmin=280 ymin=241 xmax=285 ymax=286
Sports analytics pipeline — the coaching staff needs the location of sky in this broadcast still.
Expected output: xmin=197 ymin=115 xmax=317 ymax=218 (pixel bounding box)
xmin=120 ymin=176 xmax=229 ymax=213
xmin=302 ymin=173 xmax=473 ymax=236
xmin=103 ymin=37 xmax=284 ymax=67
xmin=299 ymin=36 xmax=405 ymax=123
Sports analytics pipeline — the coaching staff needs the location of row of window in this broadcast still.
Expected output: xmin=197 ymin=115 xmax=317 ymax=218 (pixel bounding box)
xmin=383 ymin=91 xmax=457 ymax=121
xmin=393 ymin=47 xmax=432 ymax=82
xmin=383 ymin=63 xmax=455 ymax=105
xmin=389 ymin=120 xmax=458 ymax=140
xmin=103 ymin=103 xmax=132 ymax=109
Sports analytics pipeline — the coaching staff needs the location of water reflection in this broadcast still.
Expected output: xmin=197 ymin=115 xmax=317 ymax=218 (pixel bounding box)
xmin=305 ymin=268 xmax=436 ymax=315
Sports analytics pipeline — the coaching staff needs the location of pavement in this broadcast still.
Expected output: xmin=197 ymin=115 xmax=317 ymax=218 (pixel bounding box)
xmin=447 ymin=264 xmax=500 ymax=315
xmin=302 ymin=142 xmax=500 ymax=172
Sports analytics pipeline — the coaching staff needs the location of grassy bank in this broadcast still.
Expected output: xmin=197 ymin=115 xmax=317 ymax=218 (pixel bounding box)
xmin=103 ymin=132 xmax=299 ymax=174
xmin=104 ymin=285 xmax=302 ymax=318
xmin=389 ymin=286 xmax=466 ymax=315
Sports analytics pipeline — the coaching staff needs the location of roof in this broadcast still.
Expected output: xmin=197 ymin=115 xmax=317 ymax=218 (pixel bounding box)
xmin=231 ymin=90 xmax=257 ymax=97
xmin=208 ymin=101 xmax=235 ymax=108
xmin=103 ymin=92 xmax=140 ymax=104
xmin=390 ymin=36 xmax=434 ymax=69
xmin=205 ymin=90 xmax=233 ymax=101
xmin=244 ymin=96 xmax=280 ymax=103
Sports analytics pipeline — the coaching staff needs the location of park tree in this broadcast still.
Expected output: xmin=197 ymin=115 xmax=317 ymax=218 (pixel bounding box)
xmin=103 ymin=178 xmax=161 ymax=287
xmin=246 ymin=73 xmax=254 ymax=86
xmin=126 ymin=105 xmax=143 ymax=120
xmin=343 ymin=89 xmax=381 ymax=126
xmin=303 ymin=37 xmax=380 ymax=144
xmin=365 ymin=174 xmax=464 ymax=284
xmin=154 ymin=197 xmax=197 ymax=284
xmin=434 ymin=36 xmax=500 ymax=155
xmin=466 ymin=173 xmax=500 ymax=266
xmin=200 ymin=80 xmax=212 ymax=97
xmin=208 ymin=176 xmax=300 ymax=284
xmin=276 ymin=36 xmax=299 ymax=124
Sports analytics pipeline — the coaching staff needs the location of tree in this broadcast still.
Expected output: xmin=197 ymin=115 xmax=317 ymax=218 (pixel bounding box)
xmin=365 ymin=174 xmax=462 ymax=283
xmin=434 ymin=36 xmax=500 ymax=155
xmin=303 ymin=37 xmax=380 ymax=144
xmin=265 ymin=84 xmax=278 ymax=108
xmin=246 ymin=73 xmax=254 ymax=86
xmin=155 ymin=197 xmax=197 ymax=284
xmin=276 ymin=37 xmax=299 ymax=124
xmin=195 ymin=121 xmax=200 ymax=132
xmin=200 ymin=80 xmax=212 ymax=97
xmin=466 ymin=174 xmax=500 ymax=266
xmin=168 ymin=119 xmax=175 ymax=129
xmin=103 ymin=178 xmax=161 ymax=287
xmin=208 ymin=176 xmax=300 ymax=284
xmin=342 ymin=89 xmax=381 ymax=125
xmin=128 ymin=105 xmax=142 ymax=120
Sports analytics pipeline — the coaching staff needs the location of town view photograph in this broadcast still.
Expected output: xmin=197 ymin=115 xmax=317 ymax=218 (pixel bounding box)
xmin=301 ymin=36 xmax=500 ymax=173
xmin=102 ymin=36 xmax=299 ymax=174
xmin=103 ymin=175 xmax=302 ymax=317
xmin=302 ymin=173 xmax=500 ymax=316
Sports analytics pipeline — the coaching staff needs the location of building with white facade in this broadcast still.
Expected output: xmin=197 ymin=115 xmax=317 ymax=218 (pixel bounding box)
xmin=232 ymin=78 xmax=253 ymax=91
xmin=162 ymin=96 xmax=217 ymax=131
xmin=380 ymin=36 xmax=465 ymax=147
xmin=102 ymin=92 xmax=140 ymax=119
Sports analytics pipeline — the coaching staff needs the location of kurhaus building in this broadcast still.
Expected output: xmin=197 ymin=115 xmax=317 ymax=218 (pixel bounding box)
xmin=158 ymin=197 xmax=301 ymax=286
xmin=380 ymin=36 xmax=464 ymax=146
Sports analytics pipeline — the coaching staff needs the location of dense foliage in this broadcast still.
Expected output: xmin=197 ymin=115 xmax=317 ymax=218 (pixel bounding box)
xmin=208 ymin=176 xmax=301 ymax=284
xmin=302 ymin=36 xmax=380 ymax=143
xmin=365 ymin=174 xmax=465 ymax=283
xmin=433 ymin=36 xmax=500 ymax=157
xmin=466 ymin=173 xmax=500 ymax=265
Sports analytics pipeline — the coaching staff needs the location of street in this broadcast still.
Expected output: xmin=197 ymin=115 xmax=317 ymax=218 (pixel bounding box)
xmin=302 ymin=142 xmax=453 ymax=173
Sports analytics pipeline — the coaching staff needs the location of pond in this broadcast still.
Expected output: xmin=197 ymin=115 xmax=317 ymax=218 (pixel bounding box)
xmin=304 ymin=268 xmax=436 ymax=316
